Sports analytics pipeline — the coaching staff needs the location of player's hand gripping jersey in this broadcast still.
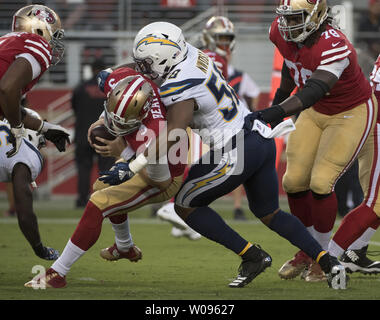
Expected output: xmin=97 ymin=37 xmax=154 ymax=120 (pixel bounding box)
xmin=159 ymin=44 xmax=250 ymax=149
xmin=270 ymin=19 xmax=372 ymax=115
xmin=0 ymin=32 xmax=52 ymax=97
xmin=0 ymin=120 xmax=43 ymax=182
xmin=101 ymin=66 xmax=186 ymax=178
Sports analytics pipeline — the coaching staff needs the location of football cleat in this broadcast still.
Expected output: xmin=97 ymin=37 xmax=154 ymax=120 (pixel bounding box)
xmin=229 ymin=244 xmax=272 ymax=288
xmin=326 ymin=256 xmax=347 ymax=290
xmin=278 ymin=250 xmax=312 ymax=279
xmin=303 ymin=261 xmax=327 ymax=282
xmin=339 ymin=245 xmax=380 ymax=275
xmin=24 ymin=268 xmax=66 ymax=289
xmin=157 ymin=202 xmax=202 ymax=240
xmin=171 ymin=226 xmax=202 ymax=241
xmin=100 ymin=243 xmax=142 ymax=262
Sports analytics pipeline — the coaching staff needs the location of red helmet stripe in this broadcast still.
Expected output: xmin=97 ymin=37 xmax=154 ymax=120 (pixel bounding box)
xmin=114 ymin=76 xmax=145 ymax=117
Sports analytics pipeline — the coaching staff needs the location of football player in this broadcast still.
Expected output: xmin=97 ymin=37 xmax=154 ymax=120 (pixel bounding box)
xmin=0 ymin=108 xmax=59 ymax=260
xmin=326 ymin=55 xmax=380 ymax=274
xmin=203 ymin=16 xmax=261 ymax=221
xmin=99 ymin=21 xmax=347 ymax=289
xmin=0 ymin=5 xmax=70 ymax=157
xmin=24 ymin=68 xmax=187 ymax=288
xmin=252 ymin=0 xmax=378 ymax=281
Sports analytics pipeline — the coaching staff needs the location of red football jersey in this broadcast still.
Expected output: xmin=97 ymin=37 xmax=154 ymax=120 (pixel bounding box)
xmin=203 ymin=49 xmax=228 ymax=80
xmin=0 ymin=32 xmax=52 ymax=95
xmin=104 ymin=67 xmax=186 ymax=178
xmin=270 ymin=19 xmax=372 ymax=115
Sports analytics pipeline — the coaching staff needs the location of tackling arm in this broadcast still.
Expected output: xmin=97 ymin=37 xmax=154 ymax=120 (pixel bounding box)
xmin=260 ymin=69 xmax=338 ymax=126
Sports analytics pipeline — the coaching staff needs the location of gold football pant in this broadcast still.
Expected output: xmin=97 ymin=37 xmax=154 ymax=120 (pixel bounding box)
xmin=90 ymin=173 xmax=183 ymax=217
xmin=358 ymin=121 xmax=380 ymax=217
xmin=283 ymin=95 xmax=378 ymax=195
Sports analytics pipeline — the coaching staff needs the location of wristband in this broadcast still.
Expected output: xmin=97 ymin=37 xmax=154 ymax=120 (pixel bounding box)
xmin=129 ymin=153 xmax=148 ymax=174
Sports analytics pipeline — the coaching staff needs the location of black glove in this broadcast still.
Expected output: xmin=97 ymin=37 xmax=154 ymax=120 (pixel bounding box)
xmin=258 ymin=105 xmax=286 ymax=129
xmin=39 ymin=121 xmax=71 ymax=152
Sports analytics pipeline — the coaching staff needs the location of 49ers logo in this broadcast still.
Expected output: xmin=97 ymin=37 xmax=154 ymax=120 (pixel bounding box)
xmin=33 ymin=8 xmax=55 ymax=24
xmin=307 ymin=0 xmax=319 ymax=4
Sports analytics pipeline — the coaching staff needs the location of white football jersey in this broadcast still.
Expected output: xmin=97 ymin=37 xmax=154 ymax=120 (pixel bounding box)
xmin=159 ymin=44 xmax=249 ymax=149
xmin=0 ymin=121 xmax=43 ymax=182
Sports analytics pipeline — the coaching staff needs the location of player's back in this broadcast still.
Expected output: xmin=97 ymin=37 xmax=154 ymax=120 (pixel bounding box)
xmin=0 ymin=121 xmax=43 ymax=182
xmin=160 ymin=43 xmax=249 ymax=149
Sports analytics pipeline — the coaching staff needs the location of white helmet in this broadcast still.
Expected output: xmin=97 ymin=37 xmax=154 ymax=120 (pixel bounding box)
xmin=133 ymin=22 xmax=188 ymax=79
xmin=23 ymin=108 xmax=46 ymax=149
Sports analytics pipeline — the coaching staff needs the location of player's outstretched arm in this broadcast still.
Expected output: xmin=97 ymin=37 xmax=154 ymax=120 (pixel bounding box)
xmin=259 ymin=69 xmax=338 ymax=126
xmin=12 ymin=163 xmax=57 ymax=260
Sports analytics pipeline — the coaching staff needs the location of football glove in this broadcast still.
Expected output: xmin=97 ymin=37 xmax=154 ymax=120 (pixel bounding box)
xmin=6 ymin=123 xmax=25 ymax=158
xmin=96 ymin=68 xmax=113 ymax=92
xmin=39 ymin=121 xmax=71 ymax=152
xmin=99 ymin=162 xmax=135 ymax=185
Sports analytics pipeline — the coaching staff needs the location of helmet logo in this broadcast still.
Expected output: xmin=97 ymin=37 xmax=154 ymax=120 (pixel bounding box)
xmin=136 ymin=36 xmax=181 ymax=50
xmin=307 ymin=0 xmax=318 ymax=4
xmin=33 ymin=8 xmax=56 ymax=24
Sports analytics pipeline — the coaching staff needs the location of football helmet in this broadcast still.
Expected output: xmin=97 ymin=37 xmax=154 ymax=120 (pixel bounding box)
xmin=203 ymin=16 xmax=235 ymax=57
xmin=133 ymin=22 xmax=188 ymax=79
xmin=12 ymin=5 xmax=65 ymax=65
xmin=276 ymin=0 xmax=328 ymax=43
xmin=104 ymin=75 xmax=153 ymax=136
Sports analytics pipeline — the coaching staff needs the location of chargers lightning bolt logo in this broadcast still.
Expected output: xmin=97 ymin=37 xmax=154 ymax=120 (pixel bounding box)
xmin=136 ymin=36 xmax=181 ymax=50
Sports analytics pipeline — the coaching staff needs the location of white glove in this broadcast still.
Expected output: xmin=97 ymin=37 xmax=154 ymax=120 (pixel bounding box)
xmin=6 ymin=123 xmax=25 ymax=158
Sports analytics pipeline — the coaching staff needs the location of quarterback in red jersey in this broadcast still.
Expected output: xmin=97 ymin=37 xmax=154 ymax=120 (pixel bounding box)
xmin=326 ymin=56 xmax=380 ymax=274
xmin=25 ymin=69 xmax=187 ymax=288
xmin=0 ymin=5 xmax=69 ymax=157
xmin=250 ymin=0 xmax=378 ymax=281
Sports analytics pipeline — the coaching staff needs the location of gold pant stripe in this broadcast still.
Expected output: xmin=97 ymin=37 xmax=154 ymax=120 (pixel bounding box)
xmin=238 ymin=242 xmax=252 ymax=256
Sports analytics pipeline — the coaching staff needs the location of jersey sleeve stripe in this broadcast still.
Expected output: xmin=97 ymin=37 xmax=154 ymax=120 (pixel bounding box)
xmin=160 ymin=78 xmax=204 ymax=98
xmin=320 ymin=50 xmax=351 ymax=65
xmin=321 ymin=45 xmax=348 ymax=57
xmin=25 ymin=39 xmax=52 ymax=60
xmin=24 ymin=45 xmax=49 ymax=69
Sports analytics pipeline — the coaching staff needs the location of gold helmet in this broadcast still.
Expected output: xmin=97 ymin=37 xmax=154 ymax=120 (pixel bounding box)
xmin=276 ymin=0 xmax=328 ymax=43
xmin=203 ymin=16 xmax=235 ymax=57
xmin=104 ymin=75 xmax=154 ymax=136
xmin=12 ymin=5 xmax=65 ymax=65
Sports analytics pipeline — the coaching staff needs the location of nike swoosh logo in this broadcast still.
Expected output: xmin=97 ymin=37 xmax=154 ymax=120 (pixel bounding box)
xmin=145 ymin=139 xmax=152 ymax=148
xmin=332 ymin=42 xmax=340 ymax=47
xmin=171 ymin=96 xmax=181 ymax=102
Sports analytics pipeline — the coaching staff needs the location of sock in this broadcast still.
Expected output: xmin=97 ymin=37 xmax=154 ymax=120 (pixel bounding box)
xmin=51 ymin=239 xmax=85 ymax=277
xmin=109 ymin=214 xmax=133 ymax=252
xmin=348 ymin=226 xmax=378 ymax=250
xmin=185 ymin=206 xmax=250 ymax=255
xmin=310 ymin=192 xmax=337 ymax=249
xmin=329 ymin=204 xmax=380 ymax=257
xmin=287 ymin=191 xmax=313 ymax=227
xmin=268 ymin=210 xmax=324 ymax=261
xmin=70 ymin=201 xmax=104 ymax=251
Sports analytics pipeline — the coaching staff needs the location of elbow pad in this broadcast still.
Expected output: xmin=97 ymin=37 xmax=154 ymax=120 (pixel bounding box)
xmin=294 ymin=78 xmax=330 ymax=110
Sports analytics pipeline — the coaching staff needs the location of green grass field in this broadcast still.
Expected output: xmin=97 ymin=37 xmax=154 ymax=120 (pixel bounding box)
xmin=1 ymin=197 xmax=380 ymax=301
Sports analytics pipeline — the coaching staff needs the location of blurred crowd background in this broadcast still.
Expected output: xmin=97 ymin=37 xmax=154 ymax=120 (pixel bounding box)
xmin=0 ymin=0 xmax=378 ymax=207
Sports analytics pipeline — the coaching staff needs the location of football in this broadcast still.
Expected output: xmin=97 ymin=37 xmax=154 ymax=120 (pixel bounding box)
xmin=90 ymin=124 xmax=116 ymax=146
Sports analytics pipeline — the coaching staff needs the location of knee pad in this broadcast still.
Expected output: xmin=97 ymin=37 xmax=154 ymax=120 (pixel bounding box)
xmin=282 ymin=172 xmax=310 ymax=194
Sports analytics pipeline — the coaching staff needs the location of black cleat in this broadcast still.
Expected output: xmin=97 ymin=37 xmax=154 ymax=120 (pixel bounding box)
xmin=325 ymin=255 xmax=347 ymax=289
xmin=229 ymin=244 xmax=272 ymax=288
xmin=340 ymin=245 xmax=380 ymax=275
